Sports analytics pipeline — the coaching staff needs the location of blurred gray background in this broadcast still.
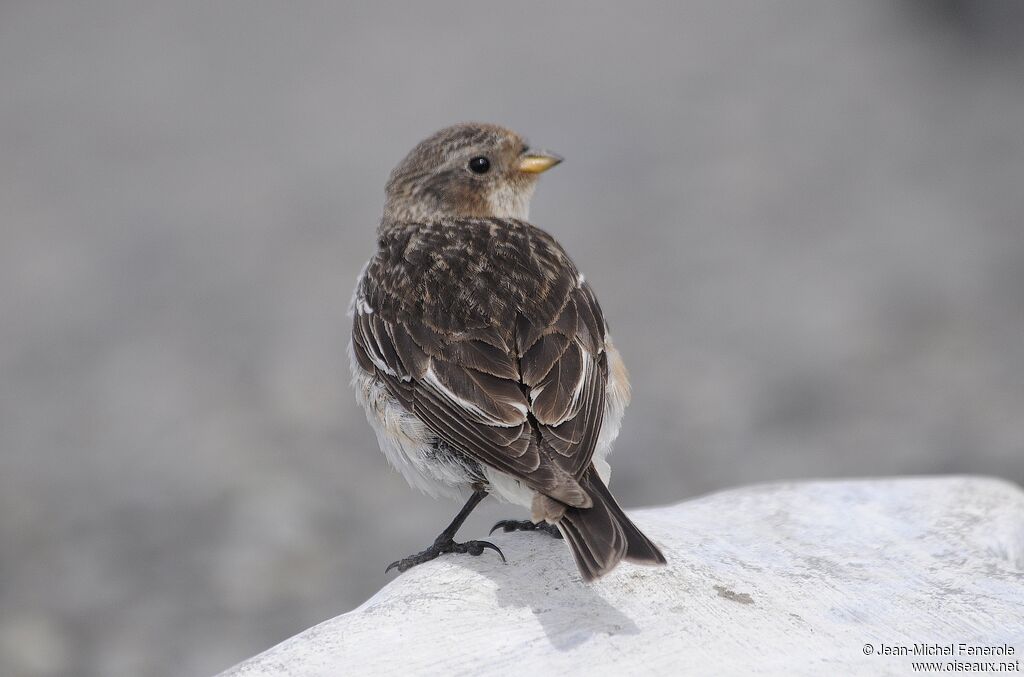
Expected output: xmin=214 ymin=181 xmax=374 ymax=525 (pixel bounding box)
xmin=2 ymin=2 xmax=1023 ymax=675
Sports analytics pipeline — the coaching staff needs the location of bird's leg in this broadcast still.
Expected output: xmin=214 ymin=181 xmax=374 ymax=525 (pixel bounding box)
xmin=385 ymin=488 xmax=505 ymax=574
xmin=489 ymin=519 xmax=563 ymax=539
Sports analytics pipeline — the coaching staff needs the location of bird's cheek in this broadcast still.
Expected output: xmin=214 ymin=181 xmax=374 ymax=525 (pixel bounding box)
xmin=486 ymin=182 xmax=534 ymax=221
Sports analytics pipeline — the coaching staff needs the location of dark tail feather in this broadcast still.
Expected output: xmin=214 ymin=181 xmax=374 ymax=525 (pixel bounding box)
xmin=556 ymin=468 xmax=667 ymax=581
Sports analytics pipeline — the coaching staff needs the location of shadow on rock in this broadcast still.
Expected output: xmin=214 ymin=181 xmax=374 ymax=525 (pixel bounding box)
xmin=447 ymin=530 xmax=640 ymax=651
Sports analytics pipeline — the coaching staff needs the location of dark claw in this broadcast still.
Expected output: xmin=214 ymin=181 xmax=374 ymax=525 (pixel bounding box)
xmin=489 ymin=519 xmax=516 ymax=535
xmin=490 ymin=519 xmax=563 ymax=539
xmin=472 ymin=540 xmax=506 ymax=563
xmin=385 ymin=537 xmax=506 ymax=575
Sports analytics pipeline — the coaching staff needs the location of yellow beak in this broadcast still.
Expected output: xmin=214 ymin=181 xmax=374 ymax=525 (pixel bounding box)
xmin=517 ymin=150 xmax=563 ymax=174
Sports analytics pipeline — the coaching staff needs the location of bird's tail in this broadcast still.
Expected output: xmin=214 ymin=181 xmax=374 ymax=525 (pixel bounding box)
xmin=556 ymin=468 xmax=667 ymax=581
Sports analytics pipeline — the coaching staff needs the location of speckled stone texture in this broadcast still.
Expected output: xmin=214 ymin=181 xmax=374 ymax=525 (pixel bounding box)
xmin=220 ymin=476 xmax=1024 ymax=677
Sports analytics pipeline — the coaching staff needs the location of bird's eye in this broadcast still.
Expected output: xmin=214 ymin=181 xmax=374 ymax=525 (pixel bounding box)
xmin=468 ymin=156 xmax=491 ymax=174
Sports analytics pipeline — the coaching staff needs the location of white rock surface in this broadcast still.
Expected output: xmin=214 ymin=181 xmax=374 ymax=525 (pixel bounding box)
xmin=220 ymin=477 xmax=1024 ymax=676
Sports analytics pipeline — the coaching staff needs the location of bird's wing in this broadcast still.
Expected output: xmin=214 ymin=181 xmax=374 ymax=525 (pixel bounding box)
xmin=516 ymin=280 xmax=609 ymax=480
xmin=351 ymin=233 xmax=610 ymax=508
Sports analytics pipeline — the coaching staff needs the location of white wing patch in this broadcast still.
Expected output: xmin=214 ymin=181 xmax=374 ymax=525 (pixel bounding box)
xmin=568 ymin=345 xmax=591 ymax=422
xmin=422 ymin=363 xmax=527 ymax=427
xmin=366 ymin=348 xmax=398 ymax=378
xmin=348 ymin=262 xmax=374 ymax=316
xmin=527 ymin=342 xmax=592 ymax=426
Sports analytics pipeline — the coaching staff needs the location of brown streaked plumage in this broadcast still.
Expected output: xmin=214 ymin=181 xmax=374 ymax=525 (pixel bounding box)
xmin=350 ymin=122 xmax=666 ymax=581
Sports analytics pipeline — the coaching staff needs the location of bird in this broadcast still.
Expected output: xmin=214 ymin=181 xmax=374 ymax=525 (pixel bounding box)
xmin=349 ymin=122 xmax=666 ymax=581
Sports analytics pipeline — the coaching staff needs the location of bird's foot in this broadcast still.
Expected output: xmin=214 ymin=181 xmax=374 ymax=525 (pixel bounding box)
xmin=385 ymin=537 xmax=505 ymax=574
xmin=489 ymin=519 xmax=563 ymax=539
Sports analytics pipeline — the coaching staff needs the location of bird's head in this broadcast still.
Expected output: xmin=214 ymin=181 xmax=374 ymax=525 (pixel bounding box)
xmin=383 ymin=122 xmax=562 ymax=222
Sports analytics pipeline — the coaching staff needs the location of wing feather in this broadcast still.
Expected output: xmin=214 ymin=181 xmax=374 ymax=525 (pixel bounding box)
xmin=530 ymin=341 xmax=585 ymax=425
xmin=521 ymin=332 xmax=570 ymax=386
xmin=424 ymin=360 xmax=527 ymax=426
